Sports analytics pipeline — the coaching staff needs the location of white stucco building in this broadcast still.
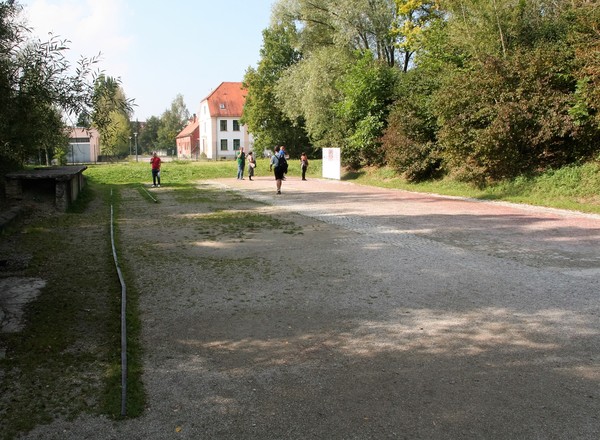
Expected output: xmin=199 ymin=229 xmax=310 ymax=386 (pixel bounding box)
xmin=198 ymin=82 xmax=254 ymax=160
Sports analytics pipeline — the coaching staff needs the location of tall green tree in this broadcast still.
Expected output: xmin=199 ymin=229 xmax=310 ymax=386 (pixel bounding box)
xmin=275 ymin=45 xmax=351 ymax=152
xmin=100 ymin=110 xmax=131 ymax=157
xmin=138 ymin=116 xmax=160 ymax=154
xmin=1 ymin=2 xmax=99 ymax=170
xmin=242 ymin=22 xmax=310 ymax=156
xmin=157 ymin=94 xmax=189 ymax=152
xmin=334 ymin=50 xmax=400 ymax=167
xmin=569 ymin=0 xmax=600 ymax=131
xmin=275 ymin=0 xmax=404 ymax=66
xmin=91 ymin=75 xmax=132 ymax=157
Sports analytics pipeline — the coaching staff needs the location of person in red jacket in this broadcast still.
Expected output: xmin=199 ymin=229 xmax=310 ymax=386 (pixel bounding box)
xmin=150 ymin=152 xmax=161 ymax=187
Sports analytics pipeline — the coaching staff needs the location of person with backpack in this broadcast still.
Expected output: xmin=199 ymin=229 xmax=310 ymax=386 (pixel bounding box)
xmin=278 ymin=145 xmax=288 ymax=179
xmin=270 ymin=145 xmax=285 ymax=194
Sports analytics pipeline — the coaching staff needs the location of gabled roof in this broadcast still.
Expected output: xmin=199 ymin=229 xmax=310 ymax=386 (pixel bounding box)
xmin=176 ymin=117 xmax=199 ymax=139
xmin=203 ymin=82 xmax=247 ymax=118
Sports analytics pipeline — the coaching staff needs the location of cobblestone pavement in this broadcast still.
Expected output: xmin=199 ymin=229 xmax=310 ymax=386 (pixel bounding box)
xmin=21 ymin=176 xmax=600 ymax=440
xmin=220 ymin=176 xmax=600 ymax=273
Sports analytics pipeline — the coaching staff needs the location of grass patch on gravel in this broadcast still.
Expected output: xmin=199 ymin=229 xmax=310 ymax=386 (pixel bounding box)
xmin=195 ymin=209 xmax=301 ymax=240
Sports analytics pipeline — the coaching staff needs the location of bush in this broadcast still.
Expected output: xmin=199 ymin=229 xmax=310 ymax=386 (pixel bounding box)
xmin=381 ymin=70 xmax=442 ymax=182
xmin=433 ymin=45 xmax=599 ymax=184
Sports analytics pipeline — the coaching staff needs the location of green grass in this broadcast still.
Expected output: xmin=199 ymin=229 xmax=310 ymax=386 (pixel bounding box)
xmin=84 ymin=157 xmax=319 ymax=186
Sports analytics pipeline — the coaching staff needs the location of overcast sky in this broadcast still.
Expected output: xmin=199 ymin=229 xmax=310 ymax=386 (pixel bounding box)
xmin=19 ymin=0 xmax=274 ymax=122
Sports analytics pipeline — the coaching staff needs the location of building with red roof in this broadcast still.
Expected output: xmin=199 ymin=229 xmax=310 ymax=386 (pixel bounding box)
xmin=198 ymin=82 xmax=254 ymax=160
xmin=176 ymin=114 xmax=200 ymax=159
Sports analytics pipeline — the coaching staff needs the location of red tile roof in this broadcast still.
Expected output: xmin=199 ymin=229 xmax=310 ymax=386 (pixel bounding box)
xmin=176 ymin=117 xmax=199 ymax=138
xmin=204 ymin=82 xmax=247 ymax=117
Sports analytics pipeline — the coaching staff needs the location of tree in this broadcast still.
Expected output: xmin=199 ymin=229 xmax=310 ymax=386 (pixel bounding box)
xmin=392 ymin=0 xmax=442 ymax=71
xmin=90 ymin=75 xmax=132 ymax=157
xmin=157 ymin=94 xmax=189 ymax=152
xmin=0 ymin=1 xmax=132 ymax=173
xmin=275 ymin=45 xmax=350 ymax=152
xmin=100 ymin=110 xmax=130 ymax=157
xmin=569 ymin=0 xmax=600 ymax=131
xmin=387 ymin=0 xmax=599 ymax=185
xmin=138 ymin=116 xmax=160 ymax=154
xmin=242 ymin=21 xmax=310 ymax=157
xmin=334 ymin=50 xmax=400 ymax=167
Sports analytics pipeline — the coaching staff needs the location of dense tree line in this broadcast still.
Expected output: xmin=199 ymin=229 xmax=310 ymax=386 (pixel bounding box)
xmin=243 ymin=0 xmax=600 ymax=185
xmin=0 ymin=1 xmax=189 ymax=173
xmin=1 ymin=1 xmax=102 ymax=172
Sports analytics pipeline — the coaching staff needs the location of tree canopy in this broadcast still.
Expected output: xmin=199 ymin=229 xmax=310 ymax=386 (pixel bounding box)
xmin=244 ymin=0 xmax=600 ymax=184
xmin=0 ymin=1 xmax=132 ymax=171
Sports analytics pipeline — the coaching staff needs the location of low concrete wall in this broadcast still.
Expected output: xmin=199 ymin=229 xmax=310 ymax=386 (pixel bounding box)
xmin=4 ymin=166 xmax=87 ymax=211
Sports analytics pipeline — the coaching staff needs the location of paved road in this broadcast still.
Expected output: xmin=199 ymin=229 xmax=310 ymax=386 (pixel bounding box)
xmin=23 ymin=176 xmax=600 ymax=439
xmin=223 ymin=176 xmax=600 ymax=272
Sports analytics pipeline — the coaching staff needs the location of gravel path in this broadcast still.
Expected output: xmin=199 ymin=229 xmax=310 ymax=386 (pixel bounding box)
xmin=21 ymin=176 xmax=600 ymax=439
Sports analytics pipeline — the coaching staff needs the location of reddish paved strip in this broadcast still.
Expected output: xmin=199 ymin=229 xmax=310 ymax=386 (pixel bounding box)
xmin=218 ymin=176 xmax=600 ymax=271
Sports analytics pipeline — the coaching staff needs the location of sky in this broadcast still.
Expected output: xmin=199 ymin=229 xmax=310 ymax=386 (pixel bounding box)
xmin=19 ymin=0 xmax=275 ymax=122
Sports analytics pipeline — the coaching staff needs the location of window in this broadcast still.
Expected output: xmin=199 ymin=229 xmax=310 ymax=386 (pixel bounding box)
xmin=220 ymin=120 xmax=227 ymax=131
xmin=220 ymin=103 xmax=226 ymax=109
xmin=220 ymin=139 xmax=228 ymax=151
xmin=233 ymin=120 xmax=240 ymax=131
xmin=233 ymin=139 xmax=240 ymax=151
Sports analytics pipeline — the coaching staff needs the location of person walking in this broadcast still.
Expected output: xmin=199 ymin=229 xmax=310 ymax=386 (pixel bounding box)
xmin=247 ymin=151 xmax=256 ymax=181
xmin=270 ymin=146 xmax=284 ymax=194
xmin=150 ymin=152 xmax=161 ymax=187
xmin=300 ymin=152 xmax=309 ymax=181
xmin=278 ymin=146 xmax=287 ymax=180
xmin=236 ymin=147 xmax=246 ymax=180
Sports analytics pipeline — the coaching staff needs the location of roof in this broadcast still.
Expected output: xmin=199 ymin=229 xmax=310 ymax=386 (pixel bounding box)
xmin=203 ymin=82 xmax=247 ymax=118
xmin=68 ymin=127 xmax=99 ymax=139
xmin=176 ymin=117 xmax=199 ymax=139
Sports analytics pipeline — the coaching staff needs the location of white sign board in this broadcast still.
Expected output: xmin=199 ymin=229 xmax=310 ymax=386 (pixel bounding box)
xmin=322 ymin=148 xmax=341 ymax=180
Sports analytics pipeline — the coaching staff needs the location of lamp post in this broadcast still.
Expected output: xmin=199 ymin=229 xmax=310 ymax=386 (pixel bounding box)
xmin=129 ymin=136 xmax=132 ymax=156
xmin=134 ymin=132 xmax=138 ymax=162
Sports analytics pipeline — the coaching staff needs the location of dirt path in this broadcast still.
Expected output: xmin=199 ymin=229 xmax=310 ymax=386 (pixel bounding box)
xmin=22 ymin=176 xmax=600 ymax=439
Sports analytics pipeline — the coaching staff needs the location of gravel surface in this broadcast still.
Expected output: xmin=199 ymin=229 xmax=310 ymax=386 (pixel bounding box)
xmin=20 ymin=176 xmax=600 ymax=439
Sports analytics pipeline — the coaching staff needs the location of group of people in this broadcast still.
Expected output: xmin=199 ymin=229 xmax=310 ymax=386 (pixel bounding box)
xmin=235 ymin=148 xmax=256 ymax=181
xmin=149 ymin=148 xmax=310 ymax=194
xmin=237 ymin=146 xmax=309 ymax=194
